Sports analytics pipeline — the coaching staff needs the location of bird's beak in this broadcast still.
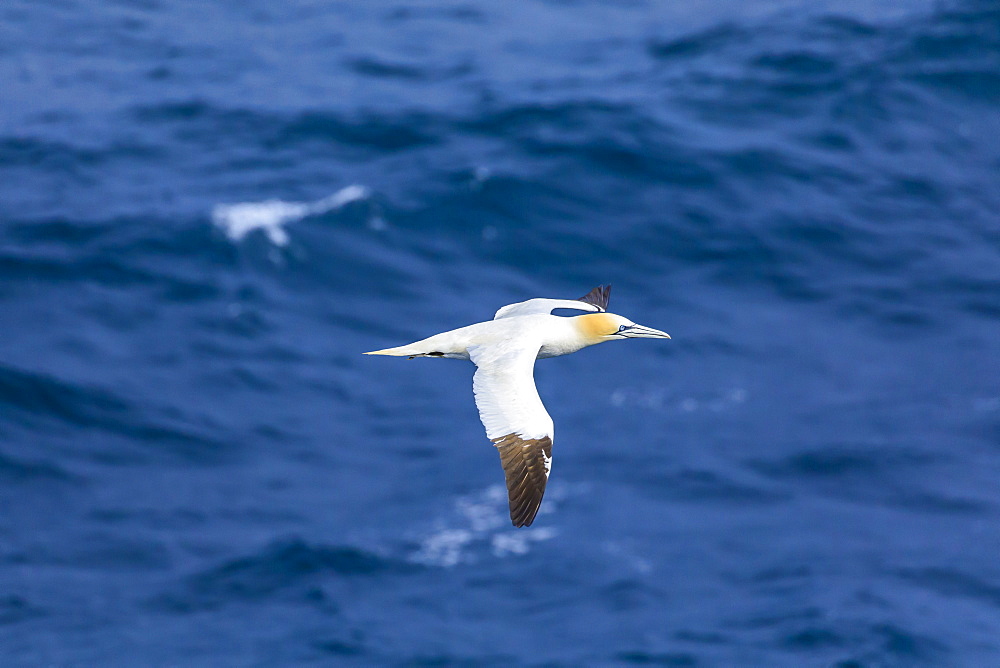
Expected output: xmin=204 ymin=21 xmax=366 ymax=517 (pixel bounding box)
xmin=623 ymin=324 xmax=671 ymax=339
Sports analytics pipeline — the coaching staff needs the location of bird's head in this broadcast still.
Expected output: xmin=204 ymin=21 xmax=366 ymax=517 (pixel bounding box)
xmin=576 ymin=313 xmax=671 ymax=345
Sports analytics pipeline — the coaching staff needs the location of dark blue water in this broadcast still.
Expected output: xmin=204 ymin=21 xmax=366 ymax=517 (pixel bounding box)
xmin=3 ymin=0 xmax=999 ymax=664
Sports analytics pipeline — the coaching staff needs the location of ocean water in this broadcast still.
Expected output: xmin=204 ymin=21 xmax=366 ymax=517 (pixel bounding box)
xmin=2 ymin=0 xmax=999 ymax=664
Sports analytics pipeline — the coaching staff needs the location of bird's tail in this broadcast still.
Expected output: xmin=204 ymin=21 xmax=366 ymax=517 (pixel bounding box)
xmin=363 ymin=344 xmax=424 ymax=356
xmin=364 ymin=330 xmax=463 ymax=358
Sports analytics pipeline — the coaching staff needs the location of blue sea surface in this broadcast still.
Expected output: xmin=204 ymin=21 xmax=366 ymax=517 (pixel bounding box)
xmin=2 ymin=0 xmax=999 ymax=664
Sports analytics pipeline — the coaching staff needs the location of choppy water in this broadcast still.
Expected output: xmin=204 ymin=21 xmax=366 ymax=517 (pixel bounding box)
xmin=3 ymin=0 xmax=1000 ymax=665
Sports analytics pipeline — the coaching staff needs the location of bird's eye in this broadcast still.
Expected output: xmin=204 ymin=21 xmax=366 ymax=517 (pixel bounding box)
xmin=618 ymin=325 xmax=628 ymax=332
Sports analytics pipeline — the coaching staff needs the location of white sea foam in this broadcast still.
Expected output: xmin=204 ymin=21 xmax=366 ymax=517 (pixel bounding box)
xmin=611 ymin=385 xmax=748 ymax=413
xmin=973 ymin=396 xmax=1000 ymax=412
xmin=211 ymin=184 xmax=370 ymax=246
xmin=411 ymin=484 xmax=557 ymax=567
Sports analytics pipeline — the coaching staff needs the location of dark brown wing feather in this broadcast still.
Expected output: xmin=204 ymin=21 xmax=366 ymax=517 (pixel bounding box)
xmin=493 ymin=433 xmax=553 ymax=527
xmin=577 ymin=285 xmax=611 ymax=312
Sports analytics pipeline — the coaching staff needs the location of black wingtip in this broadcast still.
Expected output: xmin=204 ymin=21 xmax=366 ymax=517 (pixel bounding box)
xmin=495 ymin=433 xmax=551 ymax=529
xmin=577 ymin=284 xmax=611 ymax=312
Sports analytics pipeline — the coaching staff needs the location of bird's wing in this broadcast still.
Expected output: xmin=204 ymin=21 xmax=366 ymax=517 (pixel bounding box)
xmin=493 ymin=298 xmax=598 ymax=320
xmin=493 ymin=285 xmax=611 ymax=320
xmin=576 ymin=284 xmax=611 ymax=311
xmin=469 ymin=342 xmax=554 ymax=527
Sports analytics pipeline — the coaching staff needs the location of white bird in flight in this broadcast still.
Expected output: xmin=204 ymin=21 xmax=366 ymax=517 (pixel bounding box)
xmin=365 ymin=286 xmax=670 ymax=527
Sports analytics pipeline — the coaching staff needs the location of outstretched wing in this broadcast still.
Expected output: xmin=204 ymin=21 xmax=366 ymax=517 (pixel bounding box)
xmin=469 ymin=343 xmax=554 ymax=527
xmin=493 ymin=285 xmax=611 ymax=320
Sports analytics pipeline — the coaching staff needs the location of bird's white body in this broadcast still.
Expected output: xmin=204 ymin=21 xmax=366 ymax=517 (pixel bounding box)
xmin=365 ymin=286 xmax=669 ymax=527
xmin=378 ymin=314 xmax=595 ymax=362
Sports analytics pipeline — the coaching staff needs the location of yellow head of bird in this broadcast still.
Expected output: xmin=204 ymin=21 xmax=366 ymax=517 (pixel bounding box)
xmin=575 ymin=313 xmax=671 ymax=343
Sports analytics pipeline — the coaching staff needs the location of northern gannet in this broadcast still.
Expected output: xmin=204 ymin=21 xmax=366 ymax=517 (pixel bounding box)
xmin=365 ymin=286 xmax=670 ymax=527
